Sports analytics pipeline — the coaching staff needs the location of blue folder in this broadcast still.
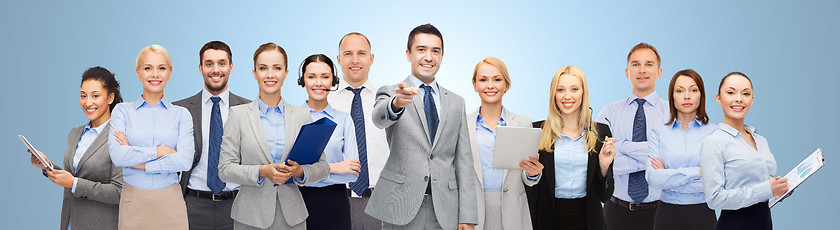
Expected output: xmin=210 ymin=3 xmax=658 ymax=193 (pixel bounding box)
xmin=282 ymin=117 xmax=337 ymax=184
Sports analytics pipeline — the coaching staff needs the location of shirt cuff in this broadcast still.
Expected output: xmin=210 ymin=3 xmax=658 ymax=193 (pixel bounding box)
xmin=71 ymin=177 xmax=79 ymax=193
xmin=387 ymin=98 xmax=404 ymax=120
xmin=293 ymin=167 xmax=308 ymax=184
xmin=526 ymin=173 xmax=541 ymax=181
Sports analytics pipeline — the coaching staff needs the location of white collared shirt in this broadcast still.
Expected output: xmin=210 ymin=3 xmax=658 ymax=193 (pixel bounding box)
xmin=327 ymin=78 xmax=389 ymax=191
xmin=187 ymin=88 xmax=240 ymax=192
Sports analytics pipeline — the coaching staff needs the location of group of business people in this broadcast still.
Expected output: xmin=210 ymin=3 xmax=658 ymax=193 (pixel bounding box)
xmin=28 ymin=23 xmax=789 ymax=230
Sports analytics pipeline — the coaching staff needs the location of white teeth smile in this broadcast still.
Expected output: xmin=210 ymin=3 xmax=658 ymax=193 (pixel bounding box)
xmin=731 ymin=106 xmax=745 ymax=110
xmin=350 ymin=67 xmax=361 ymax=70
xmin=485 ymin=92 xmax=497 ymax=96
xmin=86 ymin=108 xmax=96 ymax=113
xmin=265 ymin=81 xmax=277 ymax=85
xmin=420 ymin=64 xmax=433 ymax=68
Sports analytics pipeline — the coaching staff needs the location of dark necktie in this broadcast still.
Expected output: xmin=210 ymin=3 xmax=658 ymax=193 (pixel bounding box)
xmin=208 ymin=96 xmax=226 ymax=194
xmin=421 ymin=84 xmax=439 ymax=143
xmin=628 ymin=98 xmax=648 ymax=203
xmin=347 ymin=87 xmax=370 ymax=196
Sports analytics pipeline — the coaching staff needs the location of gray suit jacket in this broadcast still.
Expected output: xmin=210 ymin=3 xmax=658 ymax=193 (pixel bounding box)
xmin=59 ymin=123 xmax=123 ymax=230
xmin=467 ymin=108 xmax=537 ymax=230
xmin=173 ymin=91 xmax=250 ymax=193
xmin=218 ymin=100 xmax=329 ymax=229
xmin=365 ymin=77 xmax=478 ymax=228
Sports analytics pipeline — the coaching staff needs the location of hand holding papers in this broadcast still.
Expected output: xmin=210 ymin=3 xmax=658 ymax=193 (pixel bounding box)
xmin=279 ymin=117 xmax=337 ymax=185
xmin=769 ymin=148 xmax=825 ymax=208
xmin=492 ymin=126 xmax=542 ymax=170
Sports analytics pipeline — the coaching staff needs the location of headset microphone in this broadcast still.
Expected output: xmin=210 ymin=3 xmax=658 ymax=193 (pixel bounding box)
xmin=323 ymin=83 xmax=341 ymax=92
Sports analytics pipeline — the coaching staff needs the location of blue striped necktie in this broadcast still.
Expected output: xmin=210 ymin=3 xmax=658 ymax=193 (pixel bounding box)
xmin=628 ymin=98 xmax=648 ymax=203
xmin=208 ymin=96 xmax=226 ymax=194
xmin=347 ymin=87 xmax=369 ymax=196
xmin=421 ymin=84 xmax=439 ymax=143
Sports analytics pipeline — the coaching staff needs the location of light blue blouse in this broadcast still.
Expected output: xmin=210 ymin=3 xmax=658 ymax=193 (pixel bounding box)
xmin=553 ymin=134 xmax=588 ymax=199
xmin=302 ymin=102 xmax=359 ymax=187
xmin=646 ymin=120 xmax=716 ymax=205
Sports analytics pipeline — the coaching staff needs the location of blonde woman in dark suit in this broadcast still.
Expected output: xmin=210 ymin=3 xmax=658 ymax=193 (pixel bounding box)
xmin=30 ymin=66 xmax=124 ymax=230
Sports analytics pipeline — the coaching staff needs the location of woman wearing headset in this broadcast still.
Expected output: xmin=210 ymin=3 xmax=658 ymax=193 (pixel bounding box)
xmin=29 ymin=66 xmax=124 ymax=230
xmin=296 ymin=54 xmax=360 ymax=230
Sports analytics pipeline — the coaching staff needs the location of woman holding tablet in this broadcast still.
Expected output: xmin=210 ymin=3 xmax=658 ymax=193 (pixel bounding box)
xmin=217 ymin=42 xmax=329 ymax=230
xmin=108 ymin=44 xmax=195 ymax=229
xmin=29 ymin=66 xmax=124 ymax=230
xmin=646 ymin=69 xmax=717 ymax=229
xmin=467 ymin=57 xmax=543 ymax=230
xmin=700 ymin=72 xmax=787 ymax=230
xmin=527 ymin=65 xmax=615 ymax=230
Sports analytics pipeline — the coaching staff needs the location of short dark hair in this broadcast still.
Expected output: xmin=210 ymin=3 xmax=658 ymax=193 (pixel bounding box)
xmin=407 ymin=24 xmax=443 ymax=52
xmin=627 ymin=42 xmax=661 ymax=67
xmin=338 ymin=32 xmax=371 ymax=50
xmin=666 ymin=69 xmax=708 ymax=125
xmin=252 ymin=42 xmax=288 ymax=69
xmin=81 ymin=66 xmax=123 ymax=112
xmin=297 ymin=54 xmax=338 ymax=87
xmin=200 ymin=41 xmax=233 ymax=65
xmin=718 ymin=72 xmax=753 ymax=95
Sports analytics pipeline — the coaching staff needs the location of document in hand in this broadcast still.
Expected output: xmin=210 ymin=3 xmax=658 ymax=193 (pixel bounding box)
xmin=769 ymin=148 xmax=825 ymax=208
xmin=19 ymin=135 xmax=54 ymax=170
xmin=492 ymin=126 xmax=542 ymax=169
xmin=283 ymin=117 xmax=337 ymax=184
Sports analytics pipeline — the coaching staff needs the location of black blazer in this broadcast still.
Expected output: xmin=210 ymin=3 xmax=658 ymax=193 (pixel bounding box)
xmin=526 ymin=121 xmax=614 ymax=230
xmin=173 ymin=91 xmax=250 ymax=193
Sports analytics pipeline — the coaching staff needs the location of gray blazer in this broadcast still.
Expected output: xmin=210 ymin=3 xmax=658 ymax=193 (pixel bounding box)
xmin=218 ymin=100 xmax=329 ymax=229
xmin=59 ymin=123 xmax=123 ymax=230
xmin=173 ymin=91 xmax=250 ymax=193
xmin=467 ymin=108 xmax=537 ymax=230
xmin=365 ymin=77 xmax=478 ymax=228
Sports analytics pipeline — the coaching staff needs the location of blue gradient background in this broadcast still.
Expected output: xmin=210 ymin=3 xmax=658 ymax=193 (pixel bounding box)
xmin=2 ymin=1 xmax=837 ymax=229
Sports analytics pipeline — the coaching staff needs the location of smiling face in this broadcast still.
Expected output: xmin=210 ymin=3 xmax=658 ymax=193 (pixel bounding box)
xmin=716 ymin=74 xmax=754 ymax=121
xmin=136 ymin=52 xmax=172 ymax=94
xmin=626 ymin=48 xmax=662 ymax=96
xmin=79 ymin=79 xmax=115 ymax=124
xmin=338 ymin=34 xmax=373 ymax=84
xmin=200 ymin=49 xmax=231 ymax=94
xmin=673 ymin=75 xmax=702 ymax=117
xmin=555 ymin=73 xmax=584 ymax=116
xmin=473 ymin=63 xmax=509 ymax=105
xmin=303 ymin=62 xmax=334 ymax=102
xmin=406 ymin=33 xmax=443 ymax=83
xmin=252 ymin=50 xmax=288 ymax=96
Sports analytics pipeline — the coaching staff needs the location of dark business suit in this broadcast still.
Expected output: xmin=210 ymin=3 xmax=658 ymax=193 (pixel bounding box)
xmin=59 ymin=123 xmax=123 ymax=230
xmin=526 ymin=121 xmax=614 ymax=230
xmin=173 ymin=91 xmax=249 ymax=230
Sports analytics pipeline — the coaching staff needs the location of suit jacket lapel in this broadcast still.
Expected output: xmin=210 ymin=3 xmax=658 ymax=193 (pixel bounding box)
xmin=187 ymin=93 xmax=203 ymax=167
xmin=406 ymin=78 xmax=432 ymax=145
xmin=246 ymin=101 xmax=273 ymax=163
xmin=431 ymin=87 xmax=448 ymax=149
xmin=281 ymin=101 xmax=297 ymax=162
xmin=467 ymin=110 xmax=482 ymax=186
xmin=64 ymin=127 xmax=84 ymax=174
xmin=76 ymin=125 xmax=111 ymax=173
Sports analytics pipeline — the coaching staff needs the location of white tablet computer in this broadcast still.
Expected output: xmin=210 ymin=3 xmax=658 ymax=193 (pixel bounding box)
xmin=19 ymin=135 xmax=54 ymax=170
xmin=492 ymin=126 xmax=542 ymax=169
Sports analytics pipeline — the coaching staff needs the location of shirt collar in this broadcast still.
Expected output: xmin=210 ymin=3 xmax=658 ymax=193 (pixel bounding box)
xmin=134 ymin=95 xmax=172 ymax=109
xmin=626 ymin=91 xmax=661 ymax=107
xmin=302 ymin=101 xmax=337 ymax=119
xmin=408 ymin=75 xmax=439 ymax=93
xmin=718 ymin=123 xmax=757 ymax=137
xmin=671 ymin=119 xmax=702 ymax=129
xmin=340 ymin=78 xmax=377 ymax=94
xmin=85 ymin=119 xmax=111 ymax=134
xmin=257 ymin=97 xmax=285 ymax=115
xmin=476 ymin=107 xmax=508 ymax=123
xmin=202 ymin=88 xmax=230 ymax=105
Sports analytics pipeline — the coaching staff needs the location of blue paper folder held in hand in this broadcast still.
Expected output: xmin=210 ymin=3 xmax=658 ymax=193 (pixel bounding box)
xmin=281 ymin=117 xmax=337 ymax=184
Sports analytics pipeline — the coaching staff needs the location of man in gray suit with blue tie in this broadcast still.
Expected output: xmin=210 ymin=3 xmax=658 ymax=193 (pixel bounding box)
xmin=174 ymin=41 xmax=250 ymax=230
xmin=365 ymin=23 xmax=478 ymax=230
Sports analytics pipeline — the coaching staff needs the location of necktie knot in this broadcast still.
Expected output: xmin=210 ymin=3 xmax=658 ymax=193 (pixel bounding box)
xmin=421 ymin=84 xmax=433 ymax=94
xmin=211 ymin=96 xmax=221 ymax=104
xmin=346 ymin=86 xmax=365 ymax=95
xmin=634 ymin=98 xmax=646 ymax=108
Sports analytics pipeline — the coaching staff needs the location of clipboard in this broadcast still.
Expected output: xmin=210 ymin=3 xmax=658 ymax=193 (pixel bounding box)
xmin=769 ymin=148 xmax=825 ymax=208
xmin=491 ymin=126 xmax=542 ymax=169
xmin=19 ymin=135 xmax=55 ymax=170
xmin=281 ymin=117 xmax=338 ymax=184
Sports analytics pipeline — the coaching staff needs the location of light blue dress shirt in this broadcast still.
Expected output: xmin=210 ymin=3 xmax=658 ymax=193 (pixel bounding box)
xmin=646 ymin=120 xmax=716 ymax=205
xmin=596 ymin=92 xmax=668 ymax=203
xmin=553 ymin=134 xmax=588 ymax=199
xmin=187 ymin=89 xmax=240 ymax=192
xmin=387 ymin=75 xmax=440 ymax=120
xmin=700 ymin=123 xmax=776 ymax=210
xmin=108 ymin=96 xmax=194 ymax=190
xmin=476 ymin=110 xmax=508 ymax=191
xmin=70 ymin=120 xmax=110 ymax=193
xmin=256 ymin=98 xmax=306 ymax=184
xmin=302 ymin=102 xmax=359 ymax=187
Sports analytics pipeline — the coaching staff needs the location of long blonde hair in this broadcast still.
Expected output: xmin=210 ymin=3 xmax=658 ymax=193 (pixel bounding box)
xmin=539 ymin=65 xmax=598 ymax=153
